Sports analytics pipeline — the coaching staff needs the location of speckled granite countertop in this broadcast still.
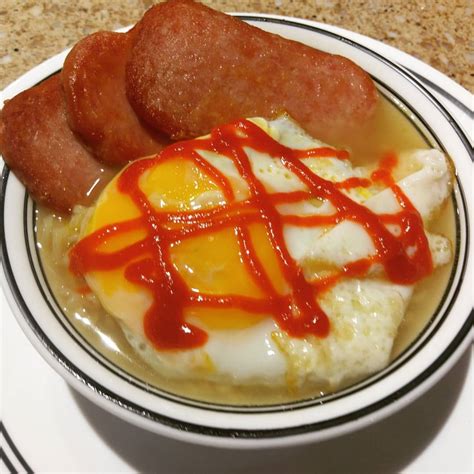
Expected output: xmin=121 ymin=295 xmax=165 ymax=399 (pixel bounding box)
xmin=0 ymin=0 xmax=472 ymax=93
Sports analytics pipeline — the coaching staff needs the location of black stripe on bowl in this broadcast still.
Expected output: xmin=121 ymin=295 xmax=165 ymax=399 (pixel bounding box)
xmin=0 ymin=451 xmax=16 ymax=474
xmin=1 ymin=17 xmax=472 ymax=438
xmin=0 ymin=422 xmax=33 ymax=474
xmin=402 ymin=66 xmax=474 ymax=121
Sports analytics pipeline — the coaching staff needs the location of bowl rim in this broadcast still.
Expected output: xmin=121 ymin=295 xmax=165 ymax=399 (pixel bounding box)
xmin=1 ymin=15 xmax=472 ymax=448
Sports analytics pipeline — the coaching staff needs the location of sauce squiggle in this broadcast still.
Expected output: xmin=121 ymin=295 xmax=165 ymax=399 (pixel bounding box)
xmin=69 ymin=119 xmax=433 ymax=350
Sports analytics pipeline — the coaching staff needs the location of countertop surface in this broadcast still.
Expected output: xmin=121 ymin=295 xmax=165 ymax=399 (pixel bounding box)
xmin=0 ymin=0 xmax=473 ymax=93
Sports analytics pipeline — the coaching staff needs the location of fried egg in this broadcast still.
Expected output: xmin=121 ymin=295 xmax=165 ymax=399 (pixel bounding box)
xmin=76 ymin=116 xmax=453 ymax=391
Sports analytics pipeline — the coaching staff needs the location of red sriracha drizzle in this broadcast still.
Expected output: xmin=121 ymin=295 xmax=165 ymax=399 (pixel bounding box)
xmin=69 ymin=119 xmax=433 ymax=350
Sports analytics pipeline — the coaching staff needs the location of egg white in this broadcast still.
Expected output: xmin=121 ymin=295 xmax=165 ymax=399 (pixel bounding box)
xmin=84 ymin=116 xmax=453 ymax=390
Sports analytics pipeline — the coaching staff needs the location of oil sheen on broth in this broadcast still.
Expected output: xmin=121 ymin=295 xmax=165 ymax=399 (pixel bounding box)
xmin=35 ymin=95 xmax=456 ymax=404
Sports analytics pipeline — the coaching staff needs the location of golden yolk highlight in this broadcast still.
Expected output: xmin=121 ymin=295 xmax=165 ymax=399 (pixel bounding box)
xmin=140 ymin=157 xmax=223 ymax=210
xmin=84 ymin=156 xmax=288 ymax=330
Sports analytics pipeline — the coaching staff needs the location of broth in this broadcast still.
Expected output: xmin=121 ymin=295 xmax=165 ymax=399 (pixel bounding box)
xmin=35 ymin=94 xmax=456 ymax=405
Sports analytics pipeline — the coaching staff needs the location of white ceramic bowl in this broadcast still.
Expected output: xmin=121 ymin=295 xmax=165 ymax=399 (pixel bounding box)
xmin=1 ymin=16 xmax=472 ymax=449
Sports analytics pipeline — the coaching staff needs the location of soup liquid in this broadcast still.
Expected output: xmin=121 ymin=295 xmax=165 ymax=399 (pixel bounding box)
xmin=36 ymin=94 xmax=456 ymax=405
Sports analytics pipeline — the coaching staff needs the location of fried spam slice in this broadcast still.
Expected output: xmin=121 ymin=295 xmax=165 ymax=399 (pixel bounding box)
xmin=126 ymin=0 xmax=379 ymax=141
xmin=0 ymin=75 xmax=108 ymax=214
xmin=62 ymin=31 xmax=169 ymax=165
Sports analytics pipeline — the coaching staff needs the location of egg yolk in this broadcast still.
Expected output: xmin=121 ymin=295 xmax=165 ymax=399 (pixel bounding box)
xmin=84 ymin=155 xmax=287 ymax=331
